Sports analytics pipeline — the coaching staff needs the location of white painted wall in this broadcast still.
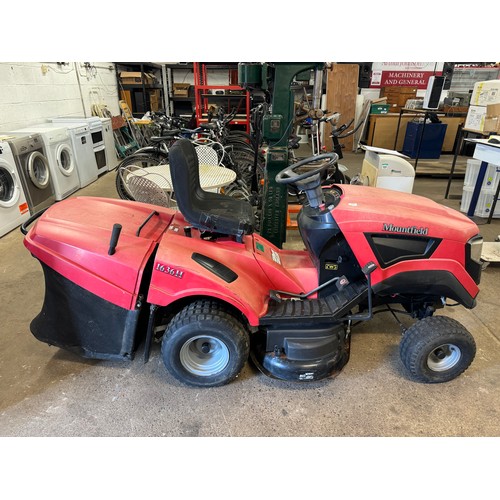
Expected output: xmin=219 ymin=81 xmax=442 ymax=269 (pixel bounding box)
xmin=0 ymin=62 xmax=120 ymax=131
xmin=171 ymin=67 xmax=231 ymax=86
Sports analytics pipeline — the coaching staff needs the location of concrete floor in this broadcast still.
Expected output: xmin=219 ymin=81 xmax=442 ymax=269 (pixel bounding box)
xmin=1 ymin=151 xmax=500 ymax=438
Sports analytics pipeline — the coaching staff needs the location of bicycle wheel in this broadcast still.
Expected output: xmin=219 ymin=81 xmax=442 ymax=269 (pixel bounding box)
xmin=225 ymin=137 xmax=255 ymax=153
xmin=228 ymin=131 xmax=257 ymax=148
xmin=227 ymin=148 xmax=257 ymax=187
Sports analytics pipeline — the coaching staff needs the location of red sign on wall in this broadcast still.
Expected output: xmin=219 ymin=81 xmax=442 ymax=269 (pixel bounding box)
xmin=371 ymin=70 xmax=442 ymax=89
xmin=370 ymin=63 xmax=444 ymax=89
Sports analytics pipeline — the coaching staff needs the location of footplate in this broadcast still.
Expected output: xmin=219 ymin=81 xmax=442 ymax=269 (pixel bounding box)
xmin=261 ymin=279 xmax=368 ymax=326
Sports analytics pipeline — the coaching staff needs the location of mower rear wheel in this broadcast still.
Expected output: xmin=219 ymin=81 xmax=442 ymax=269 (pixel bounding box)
xmin=400 ymin=316 xmax=476 ymax=383
xmin=161 ymin=300 xmax=250 ymax=387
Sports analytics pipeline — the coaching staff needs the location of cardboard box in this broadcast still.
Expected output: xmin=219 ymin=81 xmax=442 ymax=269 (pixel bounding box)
xmin=149 ymin=89 xmax=161 ymax=112
xmin=470 ymin=80 xmax=500 ymax=106
xmin=484 ymin=116 xmax=500 ymax=133
xmin=173 ymin=83 xmax=190 ymax=97
xmin=120 ymin=71 xmax=155 ymax=85
xmin=483 ymin=103 xmax=500 ymax=133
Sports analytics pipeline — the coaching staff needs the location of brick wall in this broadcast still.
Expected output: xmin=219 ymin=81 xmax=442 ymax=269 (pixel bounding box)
xmin=0 ymin=62 xmax=120 ymax=131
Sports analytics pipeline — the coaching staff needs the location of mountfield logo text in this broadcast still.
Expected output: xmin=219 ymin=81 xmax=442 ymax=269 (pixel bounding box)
xmin=383 ymin=223 xmax=428 ymax=235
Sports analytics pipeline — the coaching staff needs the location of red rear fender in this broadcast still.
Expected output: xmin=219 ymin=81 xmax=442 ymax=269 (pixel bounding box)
xmin=147 ymin=224 xmax=276 ymax=326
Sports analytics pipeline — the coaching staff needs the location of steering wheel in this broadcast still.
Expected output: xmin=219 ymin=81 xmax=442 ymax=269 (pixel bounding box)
xmin=275 ymin=153 xmax=339 ymax=185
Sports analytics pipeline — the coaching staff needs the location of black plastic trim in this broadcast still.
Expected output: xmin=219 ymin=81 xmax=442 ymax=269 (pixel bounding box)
xmin=373 ymin=270 xmax=476 ymax=308
xmin=365 ymin=233 xmax=441 ymax=269
xmin=250 ymin=327 xmax=350 ymax=382
xmin=20 ymin=208 xmax=47 ymax=235
xmin=30 ymin=262 xmax=144 ymax=360
xmin=191 ymin=252 xmax=238 ymax=283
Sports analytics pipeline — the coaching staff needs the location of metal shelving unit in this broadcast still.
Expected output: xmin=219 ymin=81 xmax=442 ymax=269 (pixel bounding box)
xmin=193 ymin=63 xmax=250 ymax=132
xmin=115 ymin=62 xmax=165 ymax=117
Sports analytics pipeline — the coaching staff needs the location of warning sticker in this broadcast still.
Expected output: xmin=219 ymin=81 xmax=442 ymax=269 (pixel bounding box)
xmin=325 ymin=263 xmax=338 ymax=271
xmin=18 ymin=202 xmax=29 ymax=214
xmin=270 ymin=249 xmax=281 ymax=265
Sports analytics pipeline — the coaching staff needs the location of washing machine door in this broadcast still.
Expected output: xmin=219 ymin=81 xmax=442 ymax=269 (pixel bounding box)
xmin=56 ymin=143 xmax=75 ymax=177
xmin=27 ymin=151 xmax=51 ymax=189
xmin=0 ymin=162 xmax=20 ymax=208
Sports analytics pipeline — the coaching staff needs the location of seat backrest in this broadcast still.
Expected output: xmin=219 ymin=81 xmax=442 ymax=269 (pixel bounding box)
xmin=195 ymin=144 xmax=220 ymax=166
xmin=119 ymin=165 xmax=173 ymax=208
xmin=168 ymin=139 xmax=254 ymax=239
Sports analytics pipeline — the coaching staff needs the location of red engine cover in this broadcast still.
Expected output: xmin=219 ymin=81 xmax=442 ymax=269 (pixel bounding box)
xmin=333 ymin=185 xmax=480 ymax=298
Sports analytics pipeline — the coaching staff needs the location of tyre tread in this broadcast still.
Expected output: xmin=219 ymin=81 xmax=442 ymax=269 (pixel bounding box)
xmin=161 ymin=299 xmax=250 ymax=387
xmin=400 ymin=316 xmax=476 ymax=383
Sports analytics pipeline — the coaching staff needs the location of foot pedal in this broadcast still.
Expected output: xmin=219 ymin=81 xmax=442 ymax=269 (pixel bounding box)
xmin=261 ymin=280 xmax=368 ymax=326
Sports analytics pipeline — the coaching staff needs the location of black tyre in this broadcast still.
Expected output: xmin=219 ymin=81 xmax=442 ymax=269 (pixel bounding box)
xmin=400 ymin=316 xmax=476 ymax=383
xmin=115 ymin=154 xmax=166 ymax=200
xmin=227 ymin=135 xmax=256 ymax=150
xmin=229 ymin=148 xmax=264 ymax=190
xmin=228 ymin=130 xmax=256 ymax=146
xmin=161 ymin=300 xmax=250 ymax=387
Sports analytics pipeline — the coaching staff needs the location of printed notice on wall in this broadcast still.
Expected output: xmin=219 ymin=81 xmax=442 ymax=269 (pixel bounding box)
xmin=371 ymin=70 xmax=382 ymax=86
xmin=465 ymin=105 xmax=487 ymax=132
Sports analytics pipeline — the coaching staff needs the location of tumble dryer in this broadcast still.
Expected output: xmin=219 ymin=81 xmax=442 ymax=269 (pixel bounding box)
xmin=49 ymin=117 xmax=108 ymax=175
xmin=0 ymin=139 xmax=30 ymax=237
xmin=2 ymin=133 xmax=55 ymax=214
xmin=8 ymin=125 xmax=79 ymax=200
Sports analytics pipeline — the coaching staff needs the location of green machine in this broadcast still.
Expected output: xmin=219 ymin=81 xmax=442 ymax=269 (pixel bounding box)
xmin=238 ymin=62 xmax=324 ymax=248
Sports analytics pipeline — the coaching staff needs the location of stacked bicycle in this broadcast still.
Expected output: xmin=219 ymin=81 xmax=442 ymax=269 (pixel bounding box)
xmin=114 ymin=107 xmax=265 ymax=226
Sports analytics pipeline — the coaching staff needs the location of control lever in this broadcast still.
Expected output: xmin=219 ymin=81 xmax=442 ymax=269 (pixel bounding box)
xmin=362 ymin=261 xmax=377 ymax=275
xmin=108 ymin=224 xmax=122 ymax=255
xmin=346 ymin=261 xmax=378 ymax=321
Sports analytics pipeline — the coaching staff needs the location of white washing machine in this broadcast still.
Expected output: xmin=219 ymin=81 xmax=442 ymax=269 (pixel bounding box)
xmin=49 ymin=117 xmax=108 ymax=175
xmin=2 ymin=133 xmax=55 ymax=215
xmin=100 ymin=117 xmax=119 ymax=170
xmin=0 ymin=139 xmax=30 ymax=237
xmin=59 ymin=123 xmax=98 ymax=188
xmin=8 ymin=125 xmax=80 ymax=200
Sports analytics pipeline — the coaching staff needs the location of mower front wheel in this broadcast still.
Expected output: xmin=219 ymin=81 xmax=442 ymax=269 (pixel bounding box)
xmin=400 ymin=316 xmax=476 ymax=383
xmin=161 ymin=300 xmax=250 ymax=387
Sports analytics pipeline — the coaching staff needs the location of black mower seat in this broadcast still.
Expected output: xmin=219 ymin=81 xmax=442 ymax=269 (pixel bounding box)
xmin=168 ymin=139 xmax=255 ymax=240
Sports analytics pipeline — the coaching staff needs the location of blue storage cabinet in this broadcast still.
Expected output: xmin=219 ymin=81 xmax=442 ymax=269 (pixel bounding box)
xmin=402 ymin=122 xmax=448 ymax=159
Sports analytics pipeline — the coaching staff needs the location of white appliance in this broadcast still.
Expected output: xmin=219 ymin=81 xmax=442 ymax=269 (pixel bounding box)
xmin=8 ymin=125 xmax=79 ymax=200
xmin=2 ymin=133 xmax=55 ymax=214
xmin=49 ymin=117 xmax=108 ymax=175
xmin=361 ymin=146 xmax=415 ymax=193
xmin=0 ymin=139 xmax=30 ymax=237
xmin=61 ymin=123 xmax=98 ymax=188
xmin=100 ymin=117 xmax=119 ymax=170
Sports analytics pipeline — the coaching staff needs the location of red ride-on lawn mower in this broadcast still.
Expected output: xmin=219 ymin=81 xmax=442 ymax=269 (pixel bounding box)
xmin=21 ymin=139 xmax=483 ymax=387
